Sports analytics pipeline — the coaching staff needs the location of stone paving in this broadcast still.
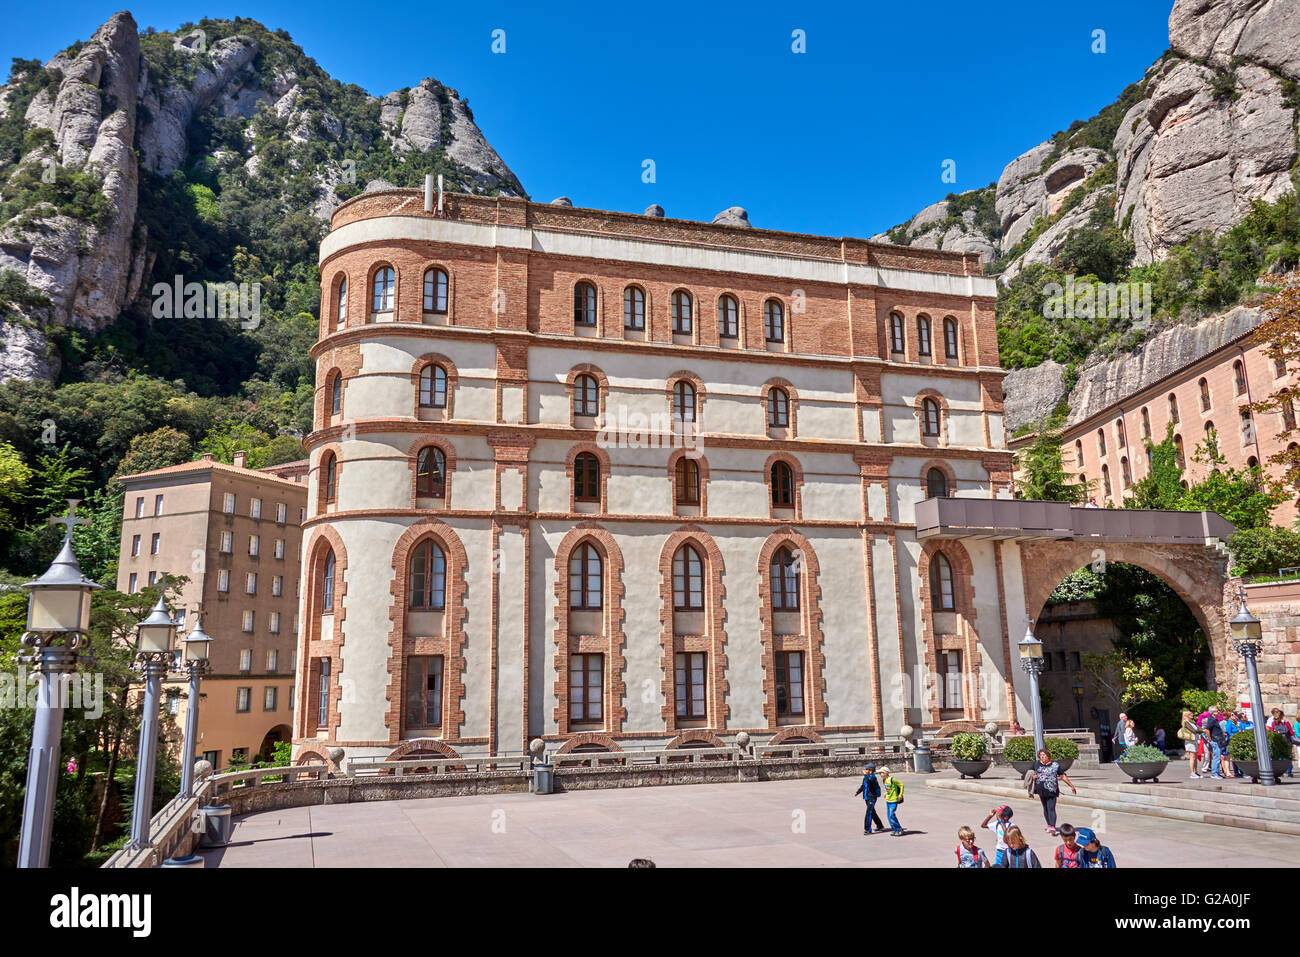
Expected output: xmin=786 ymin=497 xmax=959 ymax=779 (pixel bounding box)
xmin=200 ymin=769 xmax=1300 ymax=867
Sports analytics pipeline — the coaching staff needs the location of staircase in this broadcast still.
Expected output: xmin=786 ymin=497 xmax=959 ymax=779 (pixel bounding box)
xmin=926 ymin=767 xmax=1300 ymax=835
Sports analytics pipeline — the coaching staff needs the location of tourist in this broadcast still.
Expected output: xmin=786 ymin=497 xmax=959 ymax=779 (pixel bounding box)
xmin=1178 ymin=710 xmax=1200 ymax=776
xmin=1114 ymin=712 xmax=1128 ymax=758
xmin=853 ymin=763 xmax=884 ymax=835
xmin=1154 ymin=726 xmax=1167 ymax=753
xmin=994 ymin=825 xmax=1041 ymax=868
xmin=1203 ymin=710 xmax=1228 ymax=779
xmin=1030 ymin=746 xmax=1077 ymax=836
xmin=1222 ymin=711 xmax=1241 ymax=776
xmin=1085 ymin=498 xmax=1100 ymax=508
xmin=1076 ymin=827 xmax=1117 ymax=868
xmin=1124 ymin=718 xmax=1138 ymax=750
xmin=1196 ymin=712 xmax=1214 ymax=774
xmin=981 ymin=805 xmax=1014 ymax=866
xmin=955 ymin=825 xmax=990 ymax=868
xmin=1010 ymin=719 xmax=1025 ymax=735
xmin=879 ymin=767 xmax=905 ymax=836
xmin=1054 ymin=822 xmax=1085 ymax=868
xmin=1266 ymin=709 xmax=1297 ymax=778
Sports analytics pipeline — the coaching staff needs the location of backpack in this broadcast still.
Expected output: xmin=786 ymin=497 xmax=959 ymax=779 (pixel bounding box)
xmin=1056 ymin=843 xmax=1083 ymax=869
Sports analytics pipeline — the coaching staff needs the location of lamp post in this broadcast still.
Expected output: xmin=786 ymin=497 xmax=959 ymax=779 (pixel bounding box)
xmin=16 ymin=501 xmax=100 ymax=868
xmin=126 ymin=595 xmax=178 ymax=850
xmin=1072 ymin=677 xmax=1085 ymax=729
xmin=178 ymin=615 xmax=212 ymax=799
xmin=1018 ymin=617 xmax=1046 ymax=756
xmin=1230 ymin=587 xmax=1274 ymax=786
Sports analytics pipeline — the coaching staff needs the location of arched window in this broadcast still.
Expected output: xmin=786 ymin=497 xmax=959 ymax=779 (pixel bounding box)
xmin=569 ymin=542 xmax=602 ymax=609
xmin=1234 ymin=360 xmax=1246 ymax=395
xmin=1115 ymin=418 xmax=1126 ymax=446
xmin=423 ymin=268 xmax=448 ymax=314
xmin=673 ymin=381 xmax=696 ymax=422
xmin=673 ymin=544 xmax=704 ymax=610
xmin=336 ymin=278 xmax=347 ymax=326
xmin=1247 ymin=456 xmax=1259 ymax=470
xmin=926 ymin=467 xmax=948 ymax=498
xmin=1240 ymin=409 xmax=1254 ymax=442
xmin=929 ymin=552 xmax=954 ymax=611
xmin=770 ymin=461 xmax=794 ymax=506
xmin=1120 ymin=456 xmax=1131 ymax=488
xmin=917 ymin=315 xmax=932 ymax=356
xmin=322 ymin=453 xmax=337 ymax=504
xmin=770 ymin=546 xmax=800 ymax=611
xmin=1141 ymin=408 xmax=1151 ymax=440
xmin=371 ymin=266 xmax=395 ymax=315
xmin=329 ymin=371 xmax=342 ymax=415
xmin=1174 ymin=434 xmax=1185 ymax=469
xmin=1276 ymin=356 xmax=1287 ymax=377
xmin=574 ymin=281 xmax=597 ymax=327
xmin=718 ymin=295 xmax=739 ymax=338
xmin=416 ymin=447 xmax=446 ymax=498
xmin=574 ymin=451 xmax=601 ymax=502
xmin=943 ymin=317 xmax=959 ymax=359
xmin=675 ymin=458 xmax=700 ymax=505
xmin=767 ymin=387 xmax=789 ymax=428
xmin=1101 ymin=464 xmax=1111 ymax=497
xmin=321 ymin=548 xmax=336 ymax=612
xmin=1199 ymin=378 xmax=1211 ymax=411
xmin=1205 ymin=420 xmax=1216 ymax=438
xmin=573 ymin=374 xmax=599 ymax=417
xmin=624 ymin=286 xmax=645 ymax=330
xmin=672 ymin=290 xmax=693 ymax=334
xmin=409 ymin=540 xmax=446 ymax=610
xmin=922 ymin=398 xmax=941 ymax=437
xmin=419 ymin=364 xmax=448 ymax=408
xmin=1074 ymin=440 xmax=1084 ymax=468
xmin=764 ymin=300 xmax=784 ymax=343
xmin=1284 ymin=398 xmax=1297 ymax=431
xmin=1097 ymin=428 xmax=1107 ymax=456
xmin=1168 ymin=393 xmax=1179 ymax=424
xmin=889 ymin=313 xmax=905 ymax=354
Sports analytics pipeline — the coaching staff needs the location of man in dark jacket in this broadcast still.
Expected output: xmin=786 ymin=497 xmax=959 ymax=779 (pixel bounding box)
xmin=854 ymin=764 xmax=885 ymax=834
xmin=1205 ymin=712 xmax=1228 ymax=779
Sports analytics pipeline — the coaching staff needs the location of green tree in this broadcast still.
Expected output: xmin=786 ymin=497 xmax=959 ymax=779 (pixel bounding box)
xmin=0 ymin=441 xmax=32 ymax=533
xmin=1178 ymin=432 xmax=1281 ymax=530
xmin=1125 ymin=425 xmax=1184 ymax=510
xmin=1083 ymin=651 xmax=1168 ymax=713
xmin=1015 ymin=423 xmax=1090 ymax=503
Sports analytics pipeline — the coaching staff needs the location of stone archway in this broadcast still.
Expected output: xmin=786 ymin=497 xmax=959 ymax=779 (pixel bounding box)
xmin=1018 ymin=539 xmax=1234 ymax=690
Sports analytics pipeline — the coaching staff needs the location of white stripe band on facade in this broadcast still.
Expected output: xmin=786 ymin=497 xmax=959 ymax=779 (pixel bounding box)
xmin=321 ymin=215 xmax=998 ymax=300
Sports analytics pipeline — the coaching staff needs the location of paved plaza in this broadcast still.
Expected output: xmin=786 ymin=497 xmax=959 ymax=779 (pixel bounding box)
xmin=200 ymin=769 xmax=1300 ymax=867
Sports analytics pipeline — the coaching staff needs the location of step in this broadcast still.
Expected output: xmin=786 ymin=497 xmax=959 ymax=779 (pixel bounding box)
xmin=926 ymin=777 xmax=1300 ymax=836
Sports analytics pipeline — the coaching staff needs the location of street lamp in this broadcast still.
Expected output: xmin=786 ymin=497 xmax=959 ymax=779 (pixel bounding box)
xmin=126 ymin=594 xmax=179 ymax=850
xmin=1072 ymin=677 xmax=1085 ymax=728
xmin=1018 ymin=617 xmax=1046 ymax=755
xmin=16 ymin=501 xmax=100 ymax=868
xmin=178 ymin=615 xmax=213 ymax=799
xmin=1230 ymin=587 xmax=1274 ymax=786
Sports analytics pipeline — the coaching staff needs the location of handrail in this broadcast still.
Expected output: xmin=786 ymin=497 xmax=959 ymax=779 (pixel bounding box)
xmin=208 ymin=763 xmax=331 ymax=799
xmin=102 ymin=778 xmax=211 ymax=869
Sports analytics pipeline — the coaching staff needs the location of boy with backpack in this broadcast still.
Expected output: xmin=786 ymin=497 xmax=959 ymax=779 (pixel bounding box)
xmin=1076 ymin=827 xmax=1117 ymax=868
xmin=879 ymin=767 xmax=905 ymax=836
xmin=1054 ymin=822 xmax=1084 ymax=868
xmin=853 ymin=764 xmax=885 ymax=834
xmin=955 ymin=825 xmax=990 ymax=867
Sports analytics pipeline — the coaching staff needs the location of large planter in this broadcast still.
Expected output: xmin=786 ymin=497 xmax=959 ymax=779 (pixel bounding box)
xmin=1010 ymin=758 xmax=1074 ymax=776
xmin=1117 ymin=760 xmax=1168 ymax=783
xmin=1236 ymin=758 xmax=1293 ymax=783
xmin=951 ymin=759 xmax=992 ymax=780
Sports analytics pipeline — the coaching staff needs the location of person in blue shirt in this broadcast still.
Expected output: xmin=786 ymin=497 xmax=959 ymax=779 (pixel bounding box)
xmin=853 ymin=764 xmax=884 ymax=834
xmin=1075 ymin=827 xmax=1117 ymax=868
xmin=1222 ymin=713 xmax=1242 ymax=777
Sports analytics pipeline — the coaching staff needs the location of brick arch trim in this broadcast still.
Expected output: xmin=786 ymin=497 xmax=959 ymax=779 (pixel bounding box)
xmin=555 ymin=732 xmax=623 ymax=754
xmin=409 ymin=352 xmax=461 ymax=416
xmin=917 ymin=538 xmax=981 ymax=725
xmin=657 ymin=526 xmax=729 ymax=731
xmin=404 ymin=434 xmax=458 ymax=508
xmin=666 ymin=448 xmax=710 ymax=512
xmin=769 ymin=726 xmax=826 ymax=745
xmin=552 ymin=524 xmax=628 ymax=734
xmin=756 ymin=528 xmax=827 ymax=729
xmin=384 ymin=519 xmax=471 ymax=743
xmin=388 ymin=738 xmax=462 ymax=760
xmin=665 ymin=730 xmax=727 ymax=749
xmin=763 ymin=451 xmax=804 ymax=517
xmin=919 ymin=459 xmax=958 ymax=497
xmin=565 ymin=441 xmax=611 ymax=512
xmin=299 ymin=523 xmax=349 ymax=740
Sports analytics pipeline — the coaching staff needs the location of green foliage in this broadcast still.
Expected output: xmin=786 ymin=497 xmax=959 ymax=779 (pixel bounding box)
xmin=1124 ymin=425 xmax=1184 ymax=510
xmin=0 ymin=269 xmax=52 ymax=324
xmin=0 ymin=442 xmax=33 ymax=534
xmin=950 ymin=732 xmax=988 ymax=760
xmin=1227 ymin=729 xmax=1291 ymax=762
xmin=1015 ymin=422 xmax=1089 ymax=503
xmin=1118 ymin=743 xmax=1168 ymax=763
xmin=1177 ymin=433 xmax=1281 ymax=530
xmin=1181 ymin=688 xmax=1234 ymax=717
xmin=1003 ymin=736 xmax=1078 ymax=762
xmin=1083 ymin=650 xmax=1169 ymax=713
xmin=1228 ymin=526 xmax=1300 ymax=578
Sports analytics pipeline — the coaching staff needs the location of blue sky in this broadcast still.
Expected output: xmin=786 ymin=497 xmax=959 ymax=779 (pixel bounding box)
xmin=1 ymin=1 xmax=1174 ymax=237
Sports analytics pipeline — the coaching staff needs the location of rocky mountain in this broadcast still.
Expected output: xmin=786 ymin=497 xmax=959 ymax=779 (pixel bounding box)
xmin=880 ymin=0 xmax=1299 ymax=279
xmin=0 ymin=12 xmax=524 ymax=383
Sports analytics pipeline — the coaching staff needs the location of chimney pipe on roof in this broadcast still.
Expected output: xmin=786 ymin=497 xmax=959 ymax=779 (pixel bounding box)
xmin=200 ymin=453 xmax=214 ymax=463
xmin=424 ymin=174 xmax=434 ymax=213
xmin=233 ymin=450 xmax=247 ymax=469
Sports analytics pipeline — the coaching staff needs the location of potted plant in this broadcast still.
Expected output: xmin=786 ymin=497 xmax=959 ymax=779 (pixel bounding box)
xmin=1116 ymin=743 xmax=1169 ymax=782
xmin=949 ymin=732 xmax=992 ymax=778
xmin=1003 ymin=736 xmax=1079 ymax=774
xmin=1228 ymin=729 xmax=1293 ymax=782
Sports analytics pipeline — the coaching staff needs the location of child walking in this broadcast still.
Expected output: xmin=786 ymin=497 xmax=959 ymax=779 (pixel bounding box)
xmin=980 ymin=805 xmax=1014 ymax=866
xmin=1076 ymin=827 xmax=1117 ymax=868
xmin=879 ymin=767 xmax=905 ymax=836
xmin=993 ymin=825 xmax=1041 ymax=868
xmin=1053 ymin=822 xmax=1084 ymax=868
xmin=852 ymin=764 xmax=885 ymax=835
xmin=955 ymin=826 xmax=990 ymax=867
